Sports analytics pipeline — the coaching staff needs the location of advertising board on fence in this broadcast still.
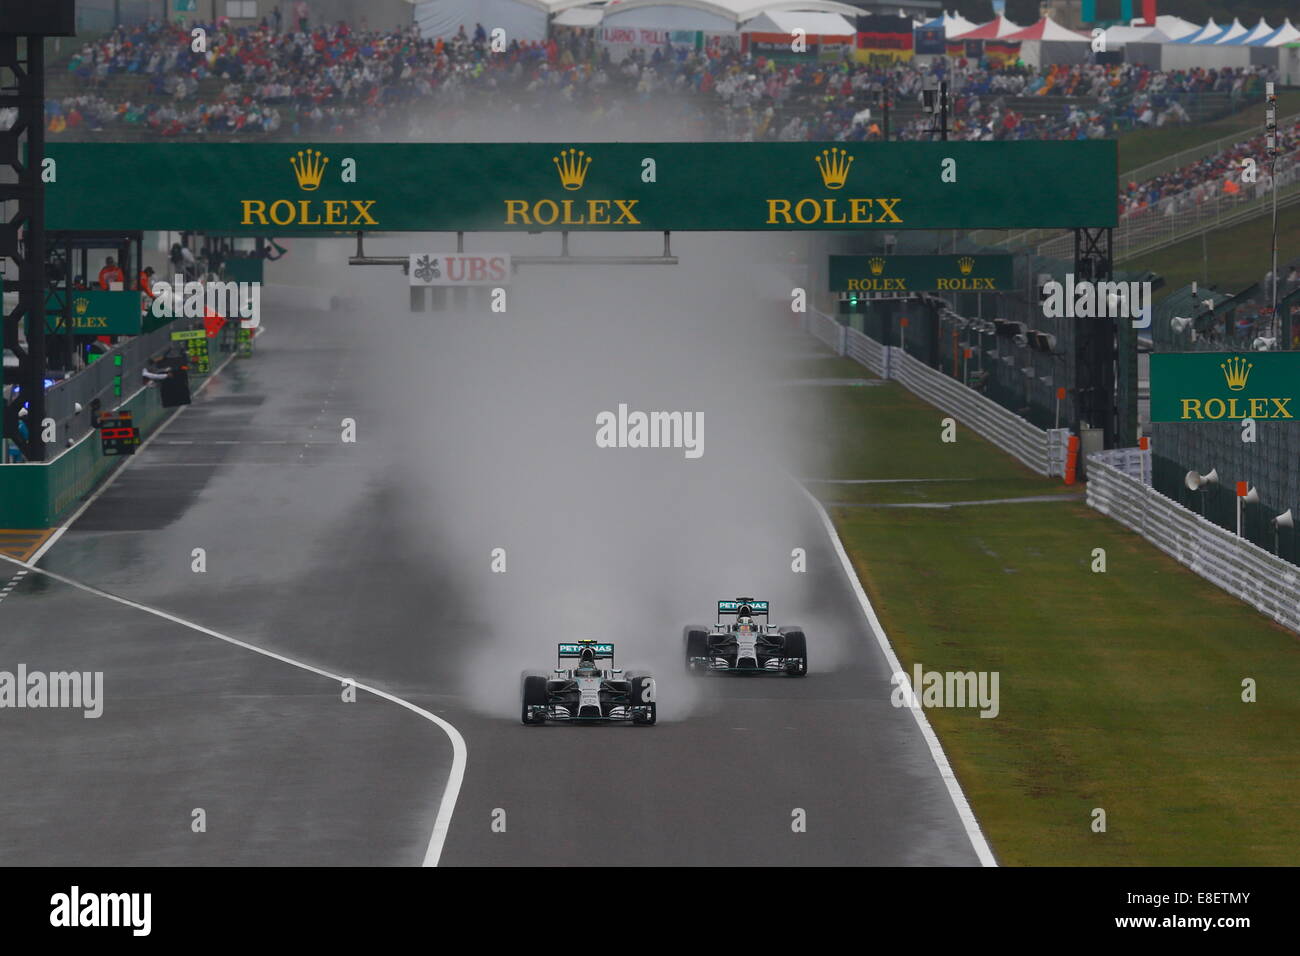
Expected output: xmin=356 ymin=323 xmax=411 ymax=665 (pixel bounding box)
xmin=1149 ymin=352 xmax=1300 ymax=422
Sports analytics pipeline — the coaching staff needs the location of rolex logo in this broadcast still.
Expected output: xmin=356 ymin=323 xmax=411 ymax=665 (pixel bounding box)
xmin=553 ymin=148 xmax=592 ymax=191
xmin=958 ymin=257 xmax=975 ymax=276
xmin=290 ymin=149 xmax=328 ymax=191
xmin=1221 ymin=356 xmax=1252 ymax=391
xmin=869 ymin=257 xmax=886 ymax=276
xmin=814 ymin=148 xmax=853 ymax=190
xmin=74 ymin=296 xmax=89 ymax=315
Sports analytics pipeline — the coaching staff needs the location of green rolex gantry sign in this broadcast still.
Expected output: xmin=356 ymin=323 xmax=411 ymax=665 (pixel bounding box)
xmin=1150 ymin=352 xmax=1300 ymax=423
xmin=46 ymin=290 xmax=141 ymax=335
xmin=44 ymin=141 xmax=1117 ymax=234
xmin=830 ymin=254 xmax=1015 ymax=293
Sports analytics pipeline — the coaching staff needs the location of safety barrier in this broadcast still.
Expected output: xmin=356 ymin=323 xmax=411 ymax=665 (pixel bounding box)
xmin=1089 ymin=446 xmax=1152 ymax=484
xmin=885 ymin=346 xmax=1070 ymax=478
xmin=1087 ymin=455 xmax=1300 ymax=636
xmin=806 ymin=310 xmax=1068 ymax=477
xmin=845 ymin=326 xmax=887 ymax=378
xmin=805 ymin=308 xmax=845 ymax=355
xmin=0 ymin=321 xmax=239 ymax=529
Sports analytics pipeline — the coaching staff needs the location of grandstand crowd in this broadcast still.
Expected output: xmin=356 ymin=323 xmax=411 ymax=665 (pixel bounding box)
xmin=39 ymin=18 xmax=1272 ymax=141
xmin=0 ymin=16 xmax=1283 ymax=228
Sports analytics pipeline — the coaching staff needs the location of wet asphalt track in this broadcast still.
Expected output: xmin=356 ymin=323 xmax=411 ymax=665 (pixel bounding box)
xmin=0 ymin=305 xmax=983 ymax=866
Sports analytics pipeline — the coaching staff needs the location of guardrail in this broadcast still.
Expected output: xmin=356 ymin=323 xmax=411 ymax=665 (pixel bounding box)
xmin=805 ymin=308 xmax=846 ymax=355
xmin=886 ymin=345 xmax=1070 ymax=478
xmin=806 ymin=311 xmax=1068 ymax=477
xmin=1087 ymin=454 xmax=1300 ymax=635
xmin=845 ymin=326 xmax=887 ymax=378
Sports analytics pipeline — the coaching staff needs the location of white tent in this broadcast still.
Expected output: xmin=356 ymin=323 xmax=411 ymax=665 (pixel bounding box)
xmin=597 ymin=0 xmax=861 ymax=61
xmin=942 ymin=10 xmax=978 ymax=37
xmin=1173 ymin=17 xmax=1218 ymax=43
xmin=1163 ymin=16 xmax=1253 ymax=70
xmin=553 ymin=3 xmax=607 ymax=27
xmin=1154 ymin=15 xmax=1201 ymax=40
xmin=1102 ymin=24 xmax=1159 ymax=48
xmin=1252 ymin=19 xmax=1300 ymax=46
xmin=741 ymin=10 xmax=854 ymax=37
xmin=414 ymin=0 xmax=585 ymax=43
xmin=1221 ymin=18 xmax=1274 ymax=45
xmin=1202 ymin=17 xmax=1248 ymax=44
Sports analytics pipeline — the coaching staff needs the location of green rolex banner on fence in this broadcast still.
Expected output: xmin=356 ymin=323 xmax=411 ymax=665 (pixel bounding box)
xmin=1149 ymin=352 xmax=1300 ymax=423
xmin=46 ymin=290 xmax=142 ymax=336
xmin=829 ymin=254 xmax=1016 ymax=293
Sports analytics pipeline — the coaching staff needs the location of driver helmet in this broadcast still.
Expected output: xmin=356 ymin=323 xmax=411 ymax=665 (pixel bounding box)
xmin=736 ymin=606 xmax=755 ymax=634
xmin=575 ymin=646 xmax=600 ymax=677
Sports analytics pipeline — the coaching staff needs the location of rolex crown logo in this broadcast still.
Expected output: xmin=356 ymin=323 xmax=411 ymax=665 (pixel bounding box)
xmin=958 ymin=256 xmax=975 ymax=276
xmin=74 ymin=296 xmax=89 ymax=315
xmin=290 ymin=149 xmax=329 ymax=191
xmin=1221 ymin=356 xmax=1252 ymax=391
xmin=814 ymin=148 xmax=853 ymax=190
xmin=553 ymin=148 xmax=592 ymax=191
xmin=869 ymin=257 xmax=886 ymax=276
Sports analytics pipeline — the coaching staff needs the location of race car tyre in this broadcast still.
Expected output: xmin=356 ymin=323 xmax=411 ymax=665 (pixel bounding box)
xmin=782 ymin=631 xmax=808 ymax=677
xmin=684 ymin=627 xmax=709 ymax=675
xmin=631 ymin=675 xmax=657 ymax=725
xmin=521 ymin=675 xmax=548 ymax=725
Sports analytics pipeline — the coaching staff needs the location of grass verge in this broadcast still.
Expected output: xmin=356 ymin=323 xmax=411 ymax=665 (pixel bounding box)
xmin=796 ymin=345 xmax=1300 ymax=864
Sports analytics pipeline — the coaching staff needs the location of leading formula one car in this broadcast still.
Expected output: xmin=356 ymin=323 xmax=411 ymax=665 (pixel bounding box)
xmin=521 ymin=640 xmax=657 ymax=725
xmin=684 ymin=598 xmax=807 ymax=676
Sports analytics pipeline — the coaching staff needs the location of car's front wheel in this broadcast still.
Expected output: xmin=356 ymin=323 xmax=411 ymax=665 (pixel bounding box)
xmin=521 ymin=675 xmax=548 ymax=725
xmin=782 ymin=632 xmax=808 ymax=677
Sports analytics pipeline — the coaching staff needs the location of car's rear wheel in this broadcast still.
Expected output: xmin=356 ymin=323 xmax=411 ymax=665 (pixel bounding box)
xmin=684 ymin=627 xmax=709 ymax=675
xmin=631 ymin=675 xmax=657 ymax=725
xmin=521 ymin=675 xmax=548 ymax=725
xmin=782 ymin=631 xmax=808 ymax=677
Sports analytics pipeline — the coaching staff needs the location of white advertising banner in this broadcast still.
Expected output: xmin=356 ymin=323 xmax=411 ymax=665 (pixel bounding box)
xmin=408 ymin=253 xmax=512 ymax=286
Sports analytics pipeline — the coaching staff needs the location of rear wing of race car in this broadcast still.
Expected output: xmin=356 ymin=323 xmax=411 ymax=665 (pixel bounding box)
xmin=718 ymin=598 xmax=769 ymax=623
xmin=558 ymin=642 xmax=615 ymax=666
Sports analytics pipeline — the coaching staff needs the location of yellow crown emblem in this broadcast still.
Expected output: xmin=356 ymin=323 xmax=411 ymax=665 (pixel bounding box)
xmin=958 ymin=256 xmax=975 ymax=275
xmin=290 ymin=149 xmax=329 ymax=191
xmin=74 ymin=296 xmax=89 ymax=315
xmin=814 ymin=148 xmax=853 ymax=190
xmin=553 ymin=148 xmax=592 ymax=191
xmin=869 ymin=257 xmax=886 ymax=276
xmin=1221 ymin=356 xmax=1252 ymax=391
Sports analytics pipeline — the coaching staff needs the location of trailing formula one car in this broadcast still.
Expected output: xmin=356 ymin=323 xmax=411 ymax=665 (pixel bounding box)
xmin=684 ymin=598 xmax=807 ymax=676
xmin=521 ymin=640 xmax=657 ymax=725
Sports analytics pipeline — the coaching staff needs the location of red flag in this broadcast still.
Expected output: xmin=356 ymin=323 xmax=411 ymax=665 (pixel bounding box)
xmin=1142 ymin=0 xmax=1156 ymax=26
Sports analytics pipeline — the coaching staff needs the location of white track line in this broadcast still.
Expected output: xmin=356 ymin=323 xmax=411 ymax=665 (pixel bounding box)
xmin=13 ymin=332 xmax=467 ymax=866
xmin=0 ymin=551 xmax=466 ymax=866
xmin=799 ymin=484 xmax=998 ymax=867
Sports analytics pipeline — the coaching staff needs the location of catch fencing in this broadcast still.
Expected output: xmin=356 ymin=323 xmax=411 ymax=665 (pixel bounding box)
xmin=1087 ymin=453 xmax=1300 ymax=635
xmin=806 ymin=310 xmax=1069 ymax=477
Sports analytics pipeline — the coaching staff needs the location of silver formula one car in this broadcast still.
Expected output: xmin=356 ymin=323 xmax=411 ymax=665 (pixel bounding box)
xmin=521 ymin=640 xmax=657 ymax=725
xmin=684 ymin=598 xmax=807 ymax=676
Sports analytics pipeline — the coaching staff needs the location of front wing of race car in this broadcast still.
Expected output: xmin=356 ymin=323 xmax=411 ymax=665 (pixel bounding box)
xmin=523 ymin=676 xmax=657 ymax=724
xmin=685 ymin=629 xmax=808 ymax=676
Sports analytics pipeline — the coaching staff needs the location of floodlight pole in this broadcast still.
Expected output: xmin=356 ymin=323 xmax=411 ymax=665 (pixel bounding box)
xmin=1266 ymin=83 xmax=1280 ymax=344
